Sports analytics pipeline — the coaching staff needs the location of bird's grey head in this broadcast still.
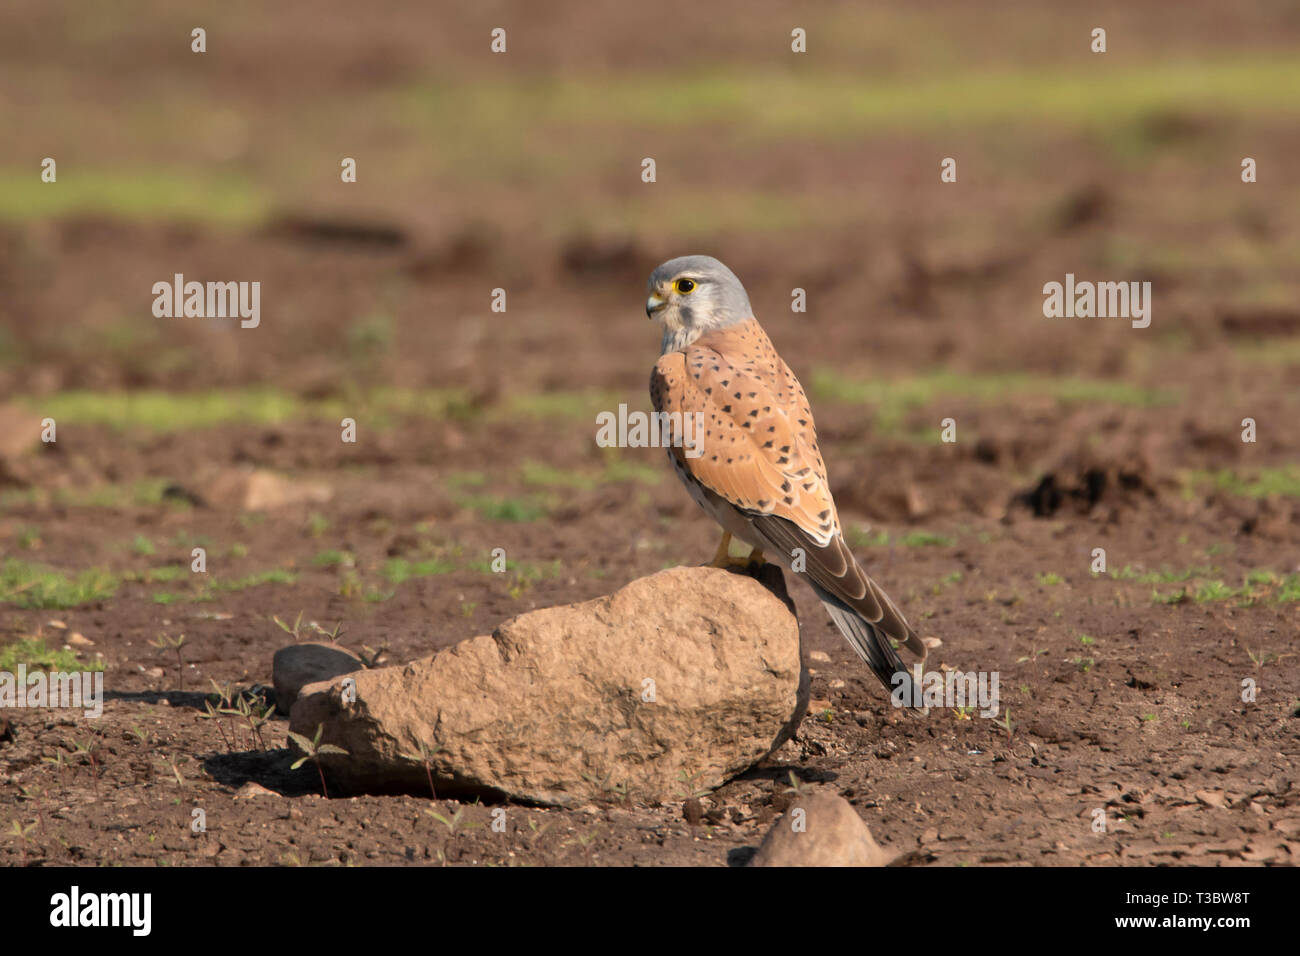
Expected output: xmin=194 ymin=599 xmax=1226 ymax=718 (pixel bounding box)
xmin=645 ymin=255 xmax=753 ymax=353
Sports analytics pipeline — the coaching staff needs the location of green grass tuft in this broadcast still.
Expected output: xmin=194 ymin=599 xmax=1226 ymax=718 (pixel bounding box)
xmin=0 ymin=560 xmax=118 ymax=609
xmin=458 ymin=494 xmax=548 ymax=522
xmin=900 ymin=530 xmax=954 ymax=548
xmin=382 ymin=558 xmax=457 ymax=585
xmin=0 ymin=637 xmax=104 ymax=673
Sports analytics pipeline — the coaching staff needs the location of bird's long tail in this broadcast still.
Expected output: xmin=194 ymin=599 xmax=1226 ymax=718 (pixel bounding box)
xmin=810 ymin=582 xmax=922 ymax=709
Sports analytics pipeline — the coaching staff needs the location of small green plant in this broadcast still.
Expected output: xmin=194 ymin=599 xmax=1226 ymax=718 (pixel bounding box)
xmin=1036 ymin=572 xmax=1063 ymax=586
xmin=199 ymin=697 xmax=233 ymax=751
xmin=41 ymin=750 xmax=70 ymax=788
xmin=272 ymin=611 xmax=305 ymax=640
xmin=308 ymin=619 xmax=344 ymax=642
xmin=783 ymin=770 xmax=809 ymax=795
xmin=163 ymin=754 xmax=185 ymax=786
xmin=357 ymin=644 xmax=388 ymax=669
xmin=131 ymin=534 xmax=156 ymax=556
xmin=288 ymin=724 xmax=348 ymax=798
xmin=71 ymin=737 xmax=103 ymax=790
xmin=1015 ymin=645 xmax=1048 ymax=665
xmin=221 ymin=693 xmax=274 ymax=751
xmin=426 ymin=806 xmax=482 ymax=834
xmin=8 ymin=820 xmax=37 ymax=867
xmin=15 ymin=787 xmax=47 ymax=836
xmin=401 ymin=741 xmax=443 ymax=800
xmin=1079 ymin=634 xmax=1095 ymax=646
xmin=675 ymin=768 xmax=711 ymax=801
xmin=996 ymin=709 xmax=1015 ymax=743
xmin=1245 ymin=647 xmax=1276 ymax=669
xmin=149 ymin=633 xmax=187 ymax=690
xmin=581 ymin=769 xmax=630 ymax=805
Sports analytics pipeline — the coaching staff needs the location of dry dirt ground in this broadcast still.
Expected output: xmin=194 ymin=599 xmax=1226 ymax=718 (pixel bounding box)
xmin=0 ymin=0 xmax=1297 ymax=866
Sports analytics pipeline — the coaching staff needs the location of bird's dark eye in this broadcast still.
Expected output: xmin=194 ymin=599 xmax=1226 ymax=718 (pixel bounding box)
xmin=674 ymin=278 xmax=696 ymax=294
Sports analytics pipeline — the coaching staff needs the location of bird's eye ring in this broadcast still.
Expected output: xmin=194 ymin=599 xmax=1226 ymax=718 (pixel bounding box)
xmin=674 ymin=278 xmax=696 ymax=294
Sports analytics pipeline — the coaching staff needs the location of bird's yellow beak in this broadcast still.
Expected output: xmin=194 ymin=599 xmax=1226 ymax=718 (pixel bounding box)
xmin=646 ymin=292 xmax=666 ymax=318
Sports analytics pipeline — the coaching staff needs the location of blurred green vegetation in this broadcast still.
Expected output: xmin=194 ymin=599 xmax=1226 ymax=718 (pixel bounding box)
xmin=4 ymin=56 xmax=1296 ymax=226
xmin=16 ymin=387 xmax=651 ymax=432
xmin=395 ymin=57 xmax=1300 ymax=143
xmin=1182 ymin=466 xmax=1300 ymax=499
xmin=0 ymin=169 xmax=266 ymax=224
xmin=811 ymin=368 xmax=1180 ymax=433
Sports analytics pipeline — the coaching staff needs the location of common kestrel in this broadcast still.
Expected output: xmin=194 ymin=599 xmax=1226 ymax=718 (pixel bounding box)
xmin=646 ymin=255 xmax=925 ymax=700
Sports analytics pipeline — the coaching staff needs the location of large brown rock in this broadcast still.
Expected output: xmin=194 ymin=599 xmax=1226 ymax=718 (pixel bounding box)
xmin=272 ymin=642 xmax=363 ymax=714
xmin=289 ymin=565 xmax=808 ymax=806
xmin=749 ymin=790 xmax=893 ymax=867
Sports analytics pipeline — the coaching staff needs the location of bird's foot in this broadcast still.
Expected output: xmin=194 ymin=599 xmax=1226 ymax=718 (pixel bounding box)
xmin=709 ymin=532 xmax=766 ymax=570
xmin=709 ymin=531 xmax=735 ymax=568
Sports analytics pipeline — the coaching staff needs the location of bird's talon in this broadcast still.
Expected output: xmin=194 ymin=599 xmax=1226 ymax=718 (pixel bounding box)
xmin=708 ymin=531 xmax=734 ymax=569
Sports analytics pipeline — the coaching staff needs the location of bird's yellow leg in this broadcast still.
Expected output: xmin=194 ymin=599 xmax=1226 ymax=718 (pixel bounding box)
xmin=709 ymin=531 xmax=733 ymax=568
xmin=746 ymin=547 xmax=766 ymax=568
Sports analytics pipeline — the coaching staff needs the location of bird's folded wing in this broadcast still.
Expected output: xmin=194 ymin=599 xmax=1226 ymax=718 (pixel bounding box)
xmin=650 ymin=325 xmax=923 ymax=658
xmin=651 ymin=324 xmax=837 ymax=542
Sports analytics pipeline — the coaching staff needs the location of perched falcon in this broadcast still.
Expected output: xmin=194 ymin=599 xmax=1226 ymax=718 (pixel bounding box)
xmin=646 ymin=255 xmax=926 ymax=701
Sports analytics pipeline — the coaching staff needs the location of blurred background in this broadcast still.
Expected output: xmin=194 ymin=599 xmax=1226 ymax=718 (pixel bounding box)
xmin=0 ymin=0 xmax=1297 ymax=659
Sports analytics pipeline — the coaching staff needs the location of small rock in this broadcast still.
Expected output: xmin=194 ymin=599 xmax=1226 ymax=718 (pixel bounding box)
xmin=749 ymin=791 xmax=893 ymax=867
xmin=809 ymin=651 xmax=831 ymax=664
xmin=145 ymin=667 xmax=164 ymax=678
xmin=203 ymin=467 xmax=332 ymax=511
xmin=234 ymin=781 xmax=280 ymax=799
xmin=683 ymin=798 xmax=705 ymax=826
xmin=272 ymin=642 xmax=362 ymax=714
xmin=68 ymin=632 xmax=94 ymax=647
xmin=1195 ymin=789 xmax=1227 ymax=808
xmin=0 ymin=404 xmax=44 ymax=460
